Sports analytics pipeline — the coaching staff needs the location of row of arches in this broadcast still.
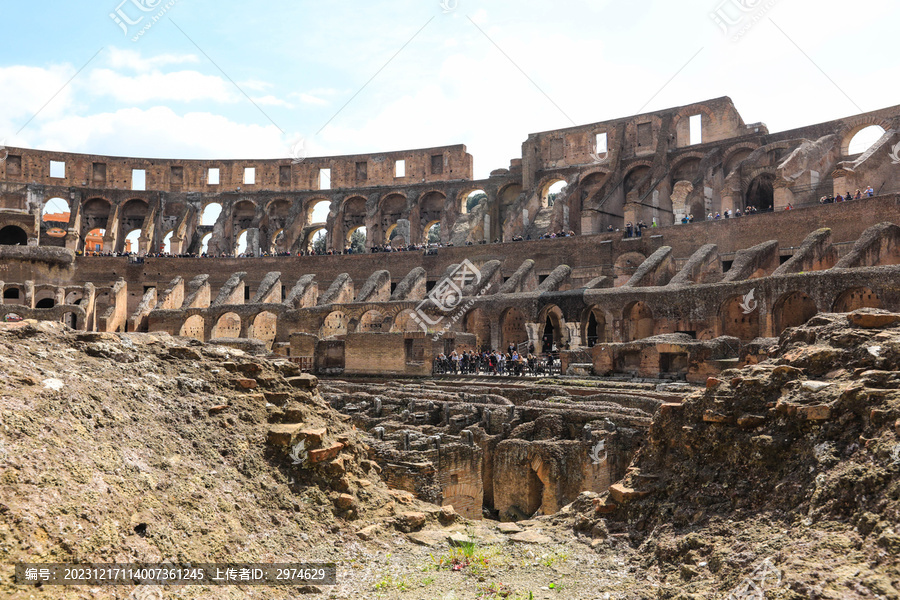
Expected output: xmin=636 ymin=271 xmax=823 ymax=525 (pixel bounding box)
xmin=170 ymin=285 xmax=883 ymax=353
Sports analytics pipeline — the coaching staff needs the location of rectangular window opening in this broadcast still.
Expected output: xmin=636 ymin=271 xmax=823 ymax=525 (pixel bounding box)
xmin=689 ymin=114 xmax=702 ymax=145
xmin=395 ymin=159 xmax=406 ymax=178
xmin=355 ymin=161 xmax=367 ymax=181
xmin=243 ymin=167 xmax=256 ymax=185
xmin=279 ymin=165 xmax=291 ymax=186
xmin=319 ymin=168 xmax=331 ymax=190
xmin=50 ymin=160 xmax=66 ymax=179
xmin=208 ymin=168 xmax=220 ymax=185
xmin=430 ymin=154 xmax=443 ymax=175
xmin=637 ymin=123 xmax=652 ymax=147
xmin=595 ymin=132 xmax=608 ymax=155
xmin=131 ymin=169 xmax=146 ymax=191
xmin=92 ymin=162 xmax=107 ymax=183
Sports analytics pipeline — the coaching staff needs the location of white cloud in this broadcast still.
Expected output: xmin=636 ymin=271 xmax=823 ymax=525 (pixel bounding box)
xmin=33 ymin=106 xmax=287 ymax=160
xmin=252 ymin=95 xmax=294 ymax=108
xmin=294 ymin=93 xmax=329 ymax=106
xmin=106 ymin=47 xmax=200 ymax=71
xmin=0 ymin=64 xmax=78 ymax=142
xmin=85 ymin=68 xmax=237 ymax=104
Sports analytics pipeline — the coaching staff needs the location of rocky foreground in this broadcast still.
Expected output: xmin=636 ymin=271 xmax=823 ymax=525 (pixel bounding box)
xmin=0 ymin=311 xmax=898 ymax=599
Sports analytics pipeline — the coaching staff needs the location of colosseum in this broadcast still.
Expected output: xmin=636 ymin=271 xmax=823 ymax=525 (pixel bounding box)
xmin=2 ymin=96 xmax=900 ymax=526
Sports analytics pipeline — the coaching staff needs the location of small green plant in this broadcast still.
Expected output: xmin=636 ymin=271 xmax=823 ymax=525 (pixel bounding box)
xmin=540 ymin=550 xmax=570 ymax=567
xmin=373 ymin=574 xmax=410 ymax=592
xmin=430 ymin=528 xmax=503 ymax=575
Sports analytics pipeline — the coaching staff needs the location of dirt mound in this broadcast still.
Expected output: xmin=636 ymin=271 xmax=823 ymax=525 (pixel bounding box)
xmin=567 ymin=309 xmax=900 ymax=598
xmin=0 ymin=322 xmax=456 ymax=599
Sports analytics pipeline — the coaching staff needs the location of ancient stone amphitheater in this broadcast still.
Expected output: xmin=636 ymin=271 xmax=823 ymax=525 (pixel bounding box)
xmin=2 ymin=96 xmax=899 ymax=529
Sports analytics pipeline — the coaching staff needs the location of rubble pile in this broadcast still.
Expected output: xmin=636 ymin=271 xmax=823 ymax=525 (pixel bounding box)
xmin=567 ymin=309 xmax=900 ymax=597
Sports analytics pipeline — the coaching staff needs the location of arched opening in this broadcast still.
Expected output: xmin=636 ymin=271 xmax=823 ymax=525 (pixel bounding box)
xmin=0 ymin=226 xmax=27 ymax=246
xmin=541 ymin=179 xmax=566 ymax=208
xmin=85 ymin=228 xmax=106 ymax=252
xmin=582 ymin=306 xmax=607 ymax=347
xmin=307 ymin=228 xmax=327 ymax=254
xmin=235 ymin=230 xmax=249 ymax=255
xmin=417 ymin=191 xmax=444 ymax=244
xmin=542 ymin=316 xmax=556 ymax=353
xmin=501 ymin=307 xmax=528 ymax=351
xmin=497 ymin=184 xmax=522 ymax=240
xmin=80 ymin=198 xmax=111 ymax=251
xmin=724 ymin=148 xmax=754 ymax=176
xmin=774 ymin=291 xmax=817 ymax=334
xmin=380 ymin=194 xmax=406 ymax=245
xmin=522 ymin=466 xmax=544 ymax=518
xmin=463 ymin=190 xmax=487 ymax=214
xmin=345 ymin=225 xmax=366 ymax=254
xmin=200 ymin=232 xmax=213 ymax=255
xmin=212 ymin=312 xmax=242 ymax=339
xmin=539 ymin=307 xmax=564 ymax=353
xmin=464 ymin=308 xmax=491 ymax=350
xmin=62 ymin=312 xmax=78 ymax=329
xmin=233 ymin=200 xmax=257 ymax=233
xmin=248 ymin=311 xmax=278 ymax=349
xmin=42 ymin=197 xmax=70 ymax=224
xmin=613 ymin=252 xmax=647 ymax=287
xmin=179 ymin=315 xmax=205 ymax=341
xmin=268 ymin=198 xmax=291 ymax=218
xmin=270 ymin=229 xmax=285 ymax=254
xmin=124 ymin=229 xmax=142 ymax=254
xmin=624 ymin=301 xmax=654 ymax=342
xmin=623 ymin=166 xmax=652 ymax=200
xmin=358 ymin=310 xmax=387 ymax=333
xmin=161 ymin=230 xmax=174 ymax=254
xmin=424 ymin=221 xmax=441 ymax=245
xmin=119 ymin=199 xmax=148 ymax=252
xmin=35 ymin=298 xmax=56 ymax=309
xmin=65 ymin=291 xmax=83 ymax=305
xmin=833 ymin=287 xmax=882 ymax=312
xmin=847 ymin=125 xmax=886 ymax=156
xmin=340 ymin=196 xmax=367 ymax=247
xmin=200 ymin=203 xmax=222 ymax=226
xmin=392 ymin=309 xmax=423 ymax=333
xmin=745 ymin=173 xmax=775 ymax=212
xmin=320 ymin=311 xmax=348 ymax=339
xmin=307 ymin=199 xmax=330 ymax=225
xmin=719 ymin=296 xmax=760 ymax=341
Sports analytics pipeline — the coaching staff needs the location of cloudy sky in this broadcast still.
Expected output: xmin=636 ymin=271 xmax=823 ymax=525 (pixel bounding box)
xmin=1 ymin=0 xmax=897 ymax=179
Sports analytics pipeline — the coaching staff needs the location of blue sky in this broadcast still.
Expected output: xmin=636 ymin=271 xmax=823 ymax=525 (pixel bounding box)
xmin=1 ymin=0 xmax=897 ymax=178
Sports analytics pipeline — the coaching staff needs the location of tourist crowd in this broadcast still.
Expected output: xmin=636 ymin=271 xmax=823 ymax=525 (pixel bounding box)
xmin=820 ymin=186 xmax=874 ymax=204
xmin=432 ymin=345 xmax=561 ymax=377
